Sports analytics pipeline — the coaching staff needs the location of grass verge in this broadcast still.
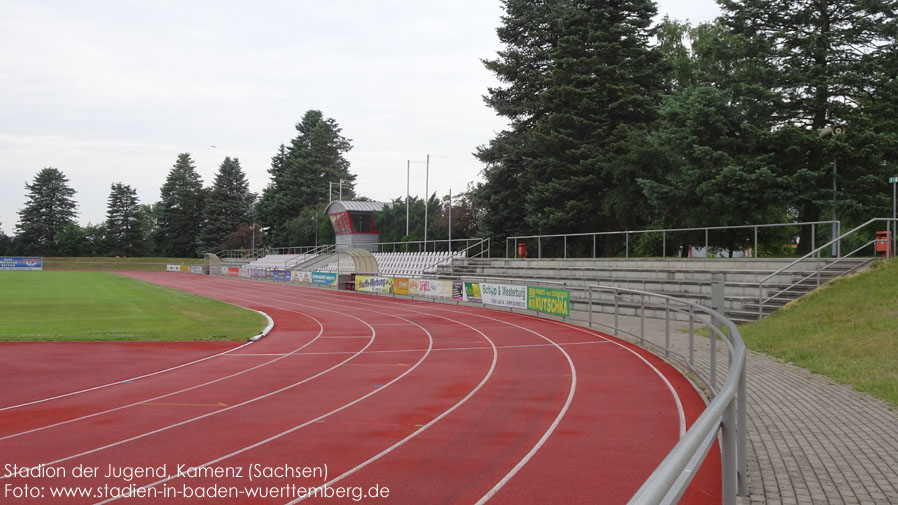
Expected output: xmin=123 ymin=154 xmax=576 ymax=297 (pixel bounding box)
xmin=738 ymin=259 xmax=898 ymax=406
xmin=43 ymin=257 xmax=204 ymax=271
xmin=0 ymin=271 xmax=266 ymax=342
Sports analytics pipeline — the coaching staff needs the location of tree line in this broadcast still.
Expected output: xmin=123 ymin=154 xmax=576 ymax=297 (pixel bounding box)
xmin=5 ymin=0 xmax=895 ymax=258
xmin=1 ymin=109 xmax=475 ymax=258
xmin=472 ymin=0 xmax=897 ymax=255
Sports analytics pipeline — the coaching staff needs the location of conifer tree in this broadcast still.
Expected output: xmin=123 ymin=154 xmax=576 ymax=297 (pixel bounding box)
xmin=15 ymin=167 xmax=78 ymax=255
xmin=105 ymin=182 xmax=145 ymax=256
xmin=200 ymin=157 xmax=255 ymax=252
xmin=155 ymin=153 xmax=205 ymax=257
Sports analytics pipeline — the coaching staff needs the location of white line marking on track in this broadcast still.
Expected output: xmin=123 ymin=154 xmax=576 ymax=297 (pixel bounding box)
xmin=92 ymin=313 xmax=441 ymax=505
xmin=0 ymin=341 xmax=255 ymax=411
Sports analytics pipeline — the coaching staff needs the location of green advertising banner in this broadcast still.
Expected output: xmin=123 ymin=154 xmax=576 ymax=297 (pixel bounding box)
xmin=527 ymin=286 xmax=570 ymax=317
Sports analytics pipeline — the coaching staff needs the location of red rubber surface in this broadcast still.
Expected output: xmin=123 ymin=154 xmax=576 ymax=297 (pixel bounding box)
xmin=0 ymin=272 xmax=720 ymax=504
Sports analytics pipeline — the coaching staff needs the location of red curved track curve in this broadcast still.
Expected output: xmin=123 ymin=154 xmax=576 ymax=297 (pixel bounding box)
xmin=0 ymin=272 xmax=720 ymax=505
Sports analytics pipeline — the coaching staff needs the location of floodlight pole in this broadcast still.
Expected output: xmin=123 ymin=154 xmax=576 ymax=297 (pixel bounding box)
xmin=448 ymin=188 xmax=453 ymax=248
xmin=407 ymin=160 xmax=410 ymax=237
xmin=425 ymin=154 xmax=430 ymax=248
xmin=832 ymin=158 xmax=838 ymax=257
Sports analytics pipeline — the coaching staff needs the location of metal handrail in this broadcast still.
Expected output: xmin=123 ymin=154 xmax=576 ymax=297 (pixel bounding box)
xmin=376 ymin=237 xmax=486 ymax=253
xmin=757 ymin=218 xmax=894 ymax=318
xmin=420 ymin=237 xmax=491 ymax=274
xmin=506 ymin=220 xmax=838 ymax=259
xmin=584 ymin=286 xmax=747 ymax=505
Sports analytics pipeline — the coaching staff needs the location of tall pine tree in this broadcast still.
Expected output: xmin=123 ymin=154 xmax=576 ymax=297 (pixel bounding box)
xmin=16 ymin=167 xmax=78 ymax=255
xmin=105 ymin=182 xmax=145 ymax=256
xmin=200 ymin=157 xmax=255 ymax=252
xmin=155 ymin=153 xmax=205 ymax=257
xmin=718 ymin=0 xmax=898 ymax=251
xmin=476 ymin=0 xmax=664 ymax=250
xmin=256 ymin=110 xmax=356 ymax=246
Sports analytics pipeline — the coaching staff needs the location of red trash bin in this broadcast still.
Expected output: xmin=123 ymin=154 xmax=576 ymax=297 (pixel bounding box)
xmin=517 ymin=243 xmax=527 ymax=258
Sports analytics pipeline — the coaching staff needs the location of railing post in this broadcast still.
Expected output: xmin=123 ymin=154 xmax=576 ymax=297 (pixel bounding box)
xmin=639 ymin=294 xmax=645 ymax=346
xmin=614 ymin=290 xmax=619 ymax=337
xmin=626 ymin=232 xmax=629 ymax=258
xmin=705 ymin=228 xmax=709 ymax=252
xmin=588 ymin=287 xmax=593 ymax=328
xmin=754 ymin=226 xmax=758 ymax=258
xmin=758 ymin=282 xmax=763 ymax=320
xmin=689 ymin=306 xmax=695 ymax=367
xmin=538 ymin=237 xmax=542 ymax=259
xmin=811 ymin=224 xmax=816 ymax=257
xmin=721 ymin=400 xmax=738 ymax=505
xmin=738 ymin=357 xmax=748 ymax=496
xmin=711 ymin=321 xmax=718 ymax=392
xmin=662 ymin=231 xmax=666 ymax=258
xmin=665 ymin=298 xmax=670 ymax=358
xmin=593 ymin=234 xmax=596 ymax=258
xmin=564 ymin=235 xmax=567 ymax=259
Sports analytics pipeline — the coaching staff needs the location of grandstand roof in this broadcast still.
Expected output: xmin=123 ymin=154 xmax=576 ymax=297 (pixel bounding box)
xmin=324 ymin=200 xmax=388 ymax=214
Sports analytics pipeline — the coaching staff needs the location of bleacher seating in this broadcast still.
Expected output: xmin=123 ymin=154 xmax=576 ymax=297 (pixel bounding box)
xmin=244 ymin=253 xmax=317 ymax=270
xmin=245 ymin=251 xmax=465 ymax=277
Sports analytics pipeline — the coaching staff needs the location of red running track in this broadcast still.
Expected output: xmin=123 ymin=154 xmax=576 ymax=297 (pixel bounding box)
xmin=0 ymin=272 xmax=720 ymax=504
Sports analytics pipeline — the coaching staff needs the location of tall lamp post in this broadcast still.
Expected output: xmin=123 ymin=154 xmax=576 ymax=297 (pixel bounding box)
xmin=406 ymin=160 xmax=426 ymax=237
xmin=424 ymin=154 xmax=451 ymax=250
xmin=819 ymin=123 xmax=846 ymax=257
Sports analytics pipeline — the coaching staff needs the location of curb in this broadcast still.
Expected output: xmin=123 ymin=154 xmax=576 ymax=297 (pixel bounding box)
xmin=248 ymin=310 xmax=275 ymax=342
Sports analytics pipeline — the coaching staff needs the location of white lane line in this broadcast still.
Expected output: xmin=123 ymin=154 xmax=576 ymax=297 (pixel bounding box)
xmin=0 ymin=309 xmax=321 ymax=442
xmin=284 ymin=317 xmax=499 ymax=504
xmin=516 ymin=313 xmax=687 ymax=438
xmin=0 ymin=341 xmax=254 ymax=411
xmin=93 ymin=314 xmax=438 ymax=505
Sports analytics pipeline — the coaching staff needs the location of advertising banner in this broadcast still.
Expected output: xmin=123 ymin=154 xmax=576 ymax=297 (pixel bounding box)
xmin=227 ymin=267 xmax=239 ymax=276
xmin=464 ymin=282 xmax=482 ymax=303
xmin=250 ymin=268 xmax=266 ymax=279
xmin=410 ymin=279 xmax=452 ymax=299
xmin=356 ymin=275 xmax=394 ymax=294
xmin=480 ymin=283 xmax=527 ymax=309
xmin=0 ymin=257 xmax=42 ymax=271
xmin=273 ymin=269 xmax=291 ymax=282
xmin=394 ymin=278 xmax=409 ymax=296
xmin=452 ymin=281 xmax=464 ymax=301
xmin=190 ymin=265 xmax=204 ymax=274
xmin=311 ymin=272 xmax=338 ymax=286
xmin=293 ymin=271 xmax=313 ymax=284
xmin=182 ymin=265 xmax=192 ymax=273
xmin=527 ymin=286 xmax=571 ymax=317
xmin=166 ymin=264 xmax=181 ymax=272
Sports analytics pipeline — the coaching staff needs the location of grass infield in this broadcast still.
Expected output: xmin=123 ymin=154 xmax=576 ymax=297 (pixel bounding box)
xmin=739 ymin=259 xmax=898 ymax=406
xmin=0 ymin=271 xmax=266 ymax=342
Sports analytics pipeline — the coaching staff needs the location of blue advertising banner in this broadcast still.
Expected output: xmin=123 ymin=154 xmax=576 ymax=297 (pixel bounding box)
xmin=0 ymin=257 xmax=42 ymax=271
xmin=311 ymin=272 xmax=338 ymax=286
xmin=273 ymin=269 xmax=291 ymax=282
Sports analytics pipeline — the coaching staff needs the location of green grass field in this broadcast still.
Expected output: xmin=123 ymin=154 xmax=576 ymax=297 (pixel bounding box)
xmin=0 ymin=271 xmax=266 ymax=342
xmin=739 ymin=259 xmax=898 ymax=406
xmin=43 ymin=257 xmax=204 ymax=271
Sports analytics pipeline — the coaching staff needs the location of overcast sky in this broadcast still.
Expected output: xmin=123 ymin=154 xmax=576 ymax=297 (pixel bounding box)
xmin=0 ymin=0 xmax=721 ymax=236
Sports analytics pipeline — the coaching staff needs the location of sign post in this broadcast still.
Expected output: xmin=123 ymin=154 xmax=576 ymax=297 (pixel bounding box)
xmin=890 ymin=177 xmax=898 ymax=257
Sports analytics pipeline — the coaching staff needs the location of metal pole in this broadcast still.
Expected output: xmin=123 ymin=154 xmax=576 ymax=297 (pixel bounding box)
xmin=832 ymin=157 xmax=837 ymax=257
xmin=406 ymin=160 xmax=410 ymax=237
xmin=754 ymin=226 xmax=758 ymax=258
xmin=738 ymin=359 xmax=748 ymax=496
xmin=592 ymin=234 xmax=596 ymax=258
xmin=339 ymin=179 xmax=343 ymax=201
xmin=626 ymin=232 xmax=629 ymax=258
xmin=424 ymin=154 xmax=430 ymax=247
xmin=588 ymin=287 xmax=593 ymax=328
xmin=722 ymin=402 xmax=738 ymax=505
xmin=893 ymin=182 xmax=896 ymax=258
xmin=448 ymin=188 xmax=452 ymax=247
xmin=564 ymin=236 xmax=567 ymax=259
xmin=329 ymin=182 xmax=332 ymax=203
xmin=662 ymin=231 xmax=666 ymax=258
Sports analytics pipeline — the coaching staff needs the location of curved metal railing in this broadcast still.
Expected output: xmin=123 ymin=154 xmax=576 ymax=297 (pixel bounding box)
xmin=584 ymin=286 xmax=747 ymax=505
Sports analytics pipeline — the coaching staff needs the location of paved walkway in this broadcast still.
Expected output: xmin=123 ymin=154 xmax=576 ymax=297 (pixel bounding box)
xmin=592 ymin=313 xmax=898 ymax=505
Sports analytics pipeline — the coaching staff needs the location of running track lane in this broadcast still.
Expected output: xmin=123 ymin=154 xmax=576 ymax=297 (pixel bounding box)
xmin=0 ymin=272 xmax=720 ymax=504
